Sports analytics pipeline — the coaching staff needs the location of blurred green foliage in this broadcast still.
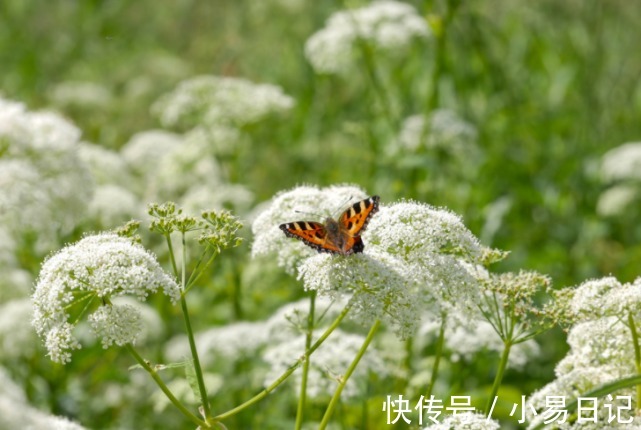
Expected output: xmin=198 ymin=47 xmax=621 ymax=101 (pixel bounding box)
xmin=2 ymin=0 xmax=641 ymax=428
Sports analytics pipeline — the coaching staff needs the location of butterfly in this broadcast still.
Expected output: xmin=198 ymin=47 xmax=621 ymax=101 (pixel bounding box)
xmin=279 ymin=195 xmax=380 ymax=255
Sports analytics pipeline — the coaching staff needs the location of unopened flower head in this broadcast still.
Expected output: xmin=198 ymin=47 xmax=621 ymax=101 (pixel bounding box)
xmin=251 ymin=184 xmax=369 ymax=273
xmin=152 ymin=75 xmax=294 ymax=129
xmin=32 ymin=233 xmax=179 ymax=363
xmin=263 ymin=329 xmax=387 ymax=399
xmin=422 ymin=412 xmax=500 ymax=430
xmin=305 ymin=1 xmax=430 ymax=74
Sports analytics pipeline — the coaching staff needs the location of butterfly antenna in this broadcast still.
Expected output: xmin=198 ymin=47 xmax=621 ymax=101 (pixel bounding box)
xmin=331 ymin=195 xmax=354 ymax=218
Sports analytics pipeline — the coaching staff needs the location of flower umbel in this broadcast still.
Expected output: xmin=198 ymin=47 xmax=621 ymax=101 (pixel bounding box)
xmin=32 ymin=233 xmax=179 ymax=363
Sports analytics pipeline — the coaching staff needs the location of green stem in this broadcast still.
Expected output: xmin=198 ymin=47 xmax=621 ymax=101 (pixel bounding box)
xmin=214 ymin=303 xmax=352 ymax=421
xmin=164 ymin=233 xmax=179 ymax=277
xmin=179 ymin=232 xmax=212 ymax=420
xmin=627 ymin=313 xmax=641 ymax=412
xmin=295 ymin=291 xmax=317 ymax=430
xmin=425 ymin=318 xmax=446 ymax=400
xmin=126 ymin=344 xmax=208 ymax=428
xmin=485 ymin=340 xmax=512 ymax=414
xmin=318 ymin=319 xmax=381 ymax=430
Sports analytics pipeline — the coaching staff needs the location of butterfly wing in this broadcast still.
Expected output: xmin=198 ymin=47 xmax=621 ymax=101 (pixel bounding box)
xmin=279 ymin=195 xmax=380 ymax=255
xmin=279 ymin=221 xmax=345 ymax=254
xmin=340 ymin=195 xmax=380 ymax=238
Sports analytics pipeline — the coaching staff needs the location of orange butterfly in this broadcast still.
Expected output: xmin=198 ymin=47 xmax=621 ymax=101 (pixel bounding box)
xmin=279 ymin=195 xmax=380 ymax=255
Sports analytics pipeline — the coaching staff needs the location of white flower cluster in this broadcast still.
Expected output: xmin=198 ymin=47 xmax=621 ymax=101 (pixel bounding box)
xmin=422 ymin=412 xmax=500 ymax=430
xmin=32 ymin=233 xmax=179 ymax=363
xmin=597 ymin=142 xmax=641 ymax=217
xmin=152 ymin=75 xmax=294 ymax=128
xmin=0 ymin=96 xmax=93 ymax=251
xmin=263 ymin=328 xmax=387 ymax=399
xmin=305 ymin=1 xmax=430 ymax=74
xmin=527 ymin=275 xmax=641 ymax=429
xmin=0 ymin=299 xmax=38 ymax=360
xmin=558 ymin=276 xmax=641 ymax=322
xmin=0 ymin=367 xmax=87 ymax=429
xmin=252 ymin=185 xmax=484 ymax=338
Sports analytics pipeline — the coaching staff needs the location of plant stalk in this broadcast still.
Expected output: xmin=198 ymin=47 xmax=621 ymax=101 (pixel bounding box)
xmin=214 ymin=303 xmax=352 ymax=421
xmin=318 ymin=319 xmax=381 ymax=430
xmin=126 ymin=344 xmax=208 ymax=428
xmin=295 ymin=291 xmax=317 ymax=430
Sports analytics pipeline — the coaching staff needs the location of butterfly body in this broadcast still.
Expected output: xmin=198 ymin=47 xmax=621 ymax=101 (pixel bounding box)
xmin=279 ymin=195 xmax=379 ymax=255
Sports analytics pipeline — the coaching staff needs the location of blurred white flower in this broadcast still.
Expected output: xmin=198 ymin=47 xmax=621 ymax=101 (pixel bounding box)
xmin=265 ymin=296 xmax=348 ymax=340
xmin=0 ymin=97 xmax=93 ymax=251
xmin=0 ymin=367 xmax=87 ymax=429
xmin=263 ymin=329 xmax=387 ymax=399
xmin=601 ymin=142 xmax=641 ymax=183
xmin=305 ymin=1 xmax=430 ymax=74
xmin=396 ymin=110 xmax=478 ymax=152
xmin=165 ymin=321 xmax=269 ymax=366
xmin=596 ymin=184 xmax=638 ymax=217
xmin=120 ymin=129 xmax=183 ymax=177
xmin=147 ymin=134 xmax=223 ymax=202
xmin=32 ymin=233 xmax=179 ymax=363
xmin=0 ymin=299 xmax=38 ymax=360
xmin=78 ymin=142 xmax=134 ymax=187
xmin=184 ymin=124 xmax=243 ymax=157
xmin=152 ymin=75 xmax=294 ymax=128
xmin=180 ymin=183 xmax=254 ymax=215
xmin=0 ymin=268 xmax=32 ymax=303
xmin=49 ymin=81 xmax=113 ymax=109
xmin=418 ymin=318 xmax=540 ymax=370
xmin=87 ymin=185 xmax=141 ymax=228
xmin=422 ymin=412 xmax=500 ymax=429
